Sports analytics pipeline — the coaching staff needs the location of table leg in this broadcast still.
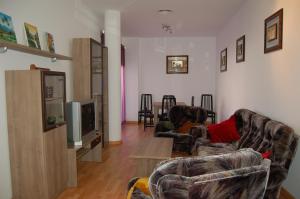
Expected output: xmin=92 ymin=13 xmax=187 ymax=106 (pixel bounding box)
xmin=154 ymin=106 xmax=158 ymax=125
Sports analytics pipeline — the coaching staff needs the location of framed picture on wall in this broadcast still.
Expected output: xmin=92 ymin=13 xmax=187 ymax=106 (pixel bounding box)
xmin=236 ymin=35 xmax=245 ymax=63
xmin=264 ymin=9 xmax=283 ymax=53
xmin=220 ymin=48 xmax=227 ymax=72
xmin=166 ymin=55 xmax=188 ymax=74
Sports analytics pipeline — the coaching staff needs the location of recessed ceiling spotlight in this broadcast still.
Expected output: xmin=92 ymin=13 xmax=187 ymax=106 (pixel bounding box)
xmin=158 ymin=9 xmax=173 ymax=15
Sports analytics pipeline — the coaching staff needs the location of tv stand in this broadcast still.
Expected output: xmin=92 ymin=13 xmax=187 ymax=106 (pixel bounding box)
xmin=67 ymin=132 xmax=102 ymax=187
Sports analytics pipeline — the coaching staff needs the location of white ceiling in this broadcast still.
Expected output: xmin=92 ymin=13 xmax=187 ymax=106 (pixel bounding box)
xmin=83 ymin=0 xmax=245 ymax=37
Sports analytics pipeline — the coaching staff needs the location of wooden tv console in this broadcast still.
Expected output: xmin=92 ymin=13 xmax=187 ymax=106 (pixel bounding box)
xmin=67 ymin=132 xmax=102 ymax=187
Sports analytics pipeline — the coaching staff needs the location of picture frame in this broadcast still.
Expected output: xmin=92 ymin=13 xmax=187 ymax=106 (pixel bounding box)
xmin=220 ymin=48 xmax=227 ymax=72
xmin=45 ymin=32 xmax=55 ymax=53
xmin=264 ymin=9 xmax=283 ymax=53
xmin=166 ymin=55 xmax=188 ymax=74
xmin=0 ymin=11 xmax=17 ymax=43
xmin=24 ymin=22 xmax=41 ymax=49
xmin=236 ymin=35 xmax=245 ymax=63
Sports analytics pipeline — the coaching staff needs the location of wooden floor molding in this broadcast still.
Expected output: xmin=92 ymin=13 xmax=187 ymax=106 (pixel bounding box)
xmin=280 ymin=187 xmax=295 ymax=199
xmin=57 ymin=124 xmax=292 ymax=199
xmin=125 ymin=121 xmax=139 ymax=124
xmin=109 ymin=140 xmax=123 ymax=145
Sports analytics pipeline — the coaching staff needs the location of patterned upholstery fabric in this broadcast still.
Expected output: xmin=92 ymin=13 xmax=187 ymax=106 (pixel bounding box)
xmin=154 ymin=106 xmax=207 ymax=153
xmin=149 ymin=148 xmax=271 ymax=199
xmin=193 ymin=109 xmax=299 ymax=199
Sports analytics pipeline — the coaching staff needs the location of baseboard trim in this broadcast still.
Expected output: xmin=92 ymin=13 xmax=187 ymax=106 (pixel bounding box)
xmin=125 ymin=121 xmax=139 ymax=124
xmin=280 ymin=187 xmax=295 ymax=199
xmin=109 ymin=141 xmax=123 ymax=145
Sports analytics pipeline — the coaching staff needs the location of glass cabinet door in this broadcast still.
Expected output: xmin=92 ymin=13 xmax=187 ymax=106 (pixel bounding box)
xmin=91 ymin=39 xmax=103 ymax=133
xmin=42 ymin=71 xmax=66 ymax=132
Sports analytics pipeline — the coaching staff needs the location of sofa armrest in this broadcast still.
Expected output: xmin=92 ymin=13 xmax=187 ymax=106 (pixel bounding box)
xmin=189 ymin=125 xmax=208 ymax=140
xmin=155 ymin=130 xmax=191 ymax=139
xmin=154 ymin=121 xmax=174 ymax=134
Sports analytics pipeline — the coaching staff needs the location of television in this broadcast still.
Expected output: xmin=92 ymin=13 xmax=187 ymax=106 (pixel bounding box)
xmin=66 ymin=99 xmax=97 ymax=146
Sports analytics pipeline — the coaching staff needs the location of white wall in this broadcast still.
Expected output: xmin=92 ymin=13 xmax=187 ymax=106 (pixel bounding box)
xmin=123 ymin=37 xmax=216 ymax=121
xmin=216 ymin=0 xmax=300 ymax=197
xmin=0 ymin=0 xmax=102 ymax=198
xmin=123 ymin=38 xmax=140 ymax=121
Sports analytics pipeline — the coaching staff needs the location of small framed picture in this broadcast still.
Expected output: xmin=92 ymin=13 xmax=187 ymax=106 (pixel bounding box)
xmin=264 ymin=9 xmax=283 ymax=53
xmin=220 ymin=48 xmax=227 ymax=72
xmin=0 ymin=11 xmax=17 ymax=43
xmin=45 ymin=32 xmax=55 ymax=53
xmin=236 ymin=35 xmax=245 ymax=63
xmin=166 ymin=55 xmax=188 ymax=74
xmin=24 ymin=22 xmax=41 ymax=49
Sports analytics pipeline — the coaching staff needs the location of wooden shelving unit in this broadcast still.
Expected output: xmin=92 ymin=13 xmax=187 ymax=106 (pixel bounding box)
xmin=0 ymin=40 xmax=72 ymax=61
xmin=6 ymin=70 xmax=68 ymax=199
xmin=73 ymin=38 xmax=109 ymax=147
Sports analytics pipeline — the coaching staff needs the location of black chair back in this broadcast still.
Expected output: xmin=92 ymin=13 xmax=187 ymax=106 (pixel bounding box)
xmin=161 ymin=95 xmax=176 ymax=118
xmin=191 ymin=96 xmax=195 ymax=107
xmin=201 ymin=94 xmax=213 ymax=111
xmin=140 ymin=94 xmax=153 ymax=112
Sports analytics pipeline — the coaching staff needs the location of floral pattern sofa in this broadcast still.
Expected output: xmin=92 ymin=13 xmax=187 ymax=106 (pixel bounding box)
xmin=192 ymin=109 xmax=299 ymax=199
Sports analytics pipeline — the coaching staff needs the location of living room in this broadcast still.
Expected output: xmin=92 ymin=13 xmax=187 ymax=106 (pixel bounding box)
xmin=1 ymin=0 xmax=299 ymax=199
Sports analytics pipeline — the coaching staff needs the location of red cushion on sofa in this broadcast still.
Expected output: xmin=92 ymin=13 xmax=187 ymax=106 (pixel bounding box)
xmin=207 ymin=115 xmax=240 ymax=143
xmin=261 ymin=151 xmax=272 ymax=159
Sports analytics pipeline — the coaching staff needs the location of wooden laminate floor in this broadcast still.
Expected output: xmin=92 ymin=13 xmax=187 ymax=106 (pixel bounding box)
xmin=57 ymin=123 xmax=289 ymax=199
xmin=58 ymin=124 xmax=152 ymax=199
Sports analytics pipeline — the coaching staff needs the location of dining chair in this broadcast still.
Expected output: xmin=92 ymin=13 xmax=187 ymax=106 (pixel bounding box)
xmin=142 ymin=94 xmax=154 ymax=130
xmin=138 ymin=94 xmax=153 ymax=124
xmin=158 ymin=95 xmax=176 ymax=121
xmin=201 ymin=94 xmax=216 ymax=123
xmin=191 ymin=96 xmax=195 ymax=107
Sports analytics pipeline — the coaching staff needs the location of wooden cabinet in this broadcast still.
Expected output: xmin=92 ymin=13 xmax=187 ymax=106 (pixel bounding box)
xmin=5 ymin=70 xmax=68 ymax=199
xmin=73 ymin=38 xmax=109 ymax=147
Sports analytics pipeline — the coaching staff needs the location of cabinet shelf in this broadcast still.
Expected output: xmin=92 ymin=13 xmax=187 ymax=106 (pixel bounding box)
xmin=0 ymin=40 xmax=72 ymax=61
xmin=45 ymin=97 xmax=64 ymax=102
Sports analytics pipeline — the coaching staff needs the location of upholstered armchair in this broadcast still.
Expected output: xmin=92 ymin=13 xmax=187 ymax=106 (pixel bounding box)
xmin=154 ymin=105 xmax=207 ymax=153
xmin=128 ymin=148 xmax=271 ymax=199
xmin=149 ymin=148 xmax=270 ymax=199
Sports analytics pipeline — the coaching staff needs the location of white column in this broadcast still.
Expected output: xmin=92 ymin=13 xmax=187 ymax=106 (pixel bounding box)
xmin=105 ymin=10 xmax=121 ymax=142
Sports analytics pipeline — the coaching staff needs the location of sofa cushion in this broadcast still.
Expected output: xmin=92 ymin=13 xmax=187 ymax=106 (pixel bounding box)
xmin=168 ymin=106 xmax=207 ymax=128
xmin=234 ymin=109 xmax=255 ymax=137
xmin=177 ymin=121 xmax=198 ymax=134
xmin=207 ymin=115 xmax=240 ymax=143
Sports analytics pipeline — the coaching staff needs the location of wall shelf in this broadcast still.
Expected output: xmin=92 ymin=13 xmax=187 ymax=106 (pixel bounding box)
xmin=0 ymin=40 xmax=72 ymax=61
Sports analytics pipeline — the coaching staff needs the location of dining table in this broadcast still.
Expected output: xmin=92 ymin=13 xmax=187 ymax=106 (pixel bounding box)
xmin=153 ymin=101 xmax=186 ymax=125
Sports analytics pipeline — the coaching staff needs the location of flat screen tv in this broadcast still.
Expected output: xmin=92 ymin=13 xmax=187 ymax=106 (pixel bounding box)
xmin=66 ymin=99 xmax=97 ymax=145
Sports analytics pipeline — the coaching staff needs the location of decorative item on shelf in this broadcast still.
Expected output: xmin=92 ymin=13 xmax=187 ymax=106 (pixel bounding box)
xmin=236 ymin=35 xmax=245 ymax=63
xmin=29 ymin=64 xmax=50 ymax=71
xmin=264 ymin=9 xmax=283 ymax=53
xmin=166 ymin=55 xmax=188 ymax=74
xmin=220 ymin=48 xmax=227 ymax=72
xmin=24 ymin=22 xmax=41 ymax=49
xmin=47 ymin=116 xmax=56 ymax=125
xmin=0 ymin=11 xmax=17 ymax=43
xmin=45 ymin=86 xmax=54 ymax=98
xmin=45 ymin=32 xmax=55 ymax=53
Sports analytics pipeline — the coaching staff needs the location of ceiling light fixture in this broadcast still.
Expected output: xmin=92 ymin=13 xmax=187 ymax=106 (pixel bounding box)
xmin=158 ymin=9 xmax=173 ymax=15
xmin=162 ymin=24 xmax=173 ymax=34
